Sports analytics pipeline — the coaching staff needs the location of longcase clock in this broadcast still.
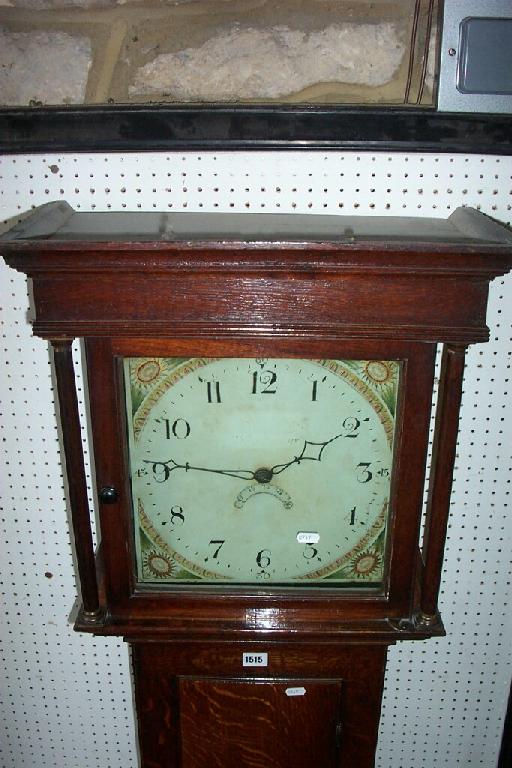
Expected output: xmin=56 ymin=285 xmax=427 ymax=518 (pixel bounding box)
xmin=2 ymin=202 xmax=511 ymax=768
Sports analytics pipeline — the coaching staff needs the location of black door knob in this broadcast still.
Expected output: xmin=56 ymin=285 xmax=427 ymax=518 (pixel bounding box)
xmin=99 ymin=486 xmax=118 ymax=504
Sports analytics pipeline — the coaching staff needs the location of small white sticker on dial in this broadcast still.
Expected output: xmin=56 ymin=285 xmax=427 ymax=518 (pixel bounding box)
xmin=242 ymin=652 xmax=268 ymax=667
xmin=296 ymin=532 xmax=320 ymax=544
xmin=285 ymin=687 xmax=307 ymax=697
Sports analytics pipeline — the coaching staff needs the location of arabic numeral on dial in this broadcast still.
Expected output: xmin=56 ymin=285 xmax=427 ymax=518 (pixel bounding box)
xmin=209 ymin=540 xmax=225 ymax=559
xmin=150 ymin=461 xmax=171 ymax=483
xmin=356 ymin=462 xmax=373 ymax=483
xmin=342 ymin=416 xmax=361 ymax=437
xmin=257 ymin=570 xmax=271 ymax=580
xmin=303 ymin=544 xmax=318 ymax=560
xmin=256 ymin=549 xmax=271 ymax=568
xmin=164 ymin=417 xmax=191 ymax=439
xmin=349 ymin=505 xmax=357 ymax=525
xmin=252 ymin=370 xmax=277 ymax=394
xmin=311 ymin=375 xmax=327 ymax=401
xmin=169 ymin=505 xmax=185 ymax=525
xmin=206 ymin=381 xmax=222 ymax=403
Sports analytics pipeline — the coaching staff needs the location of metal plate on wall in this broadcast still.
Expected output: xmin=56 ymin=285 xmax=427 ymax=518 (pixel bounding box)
xmin=438 ymin=0 xmax=512 ymax=113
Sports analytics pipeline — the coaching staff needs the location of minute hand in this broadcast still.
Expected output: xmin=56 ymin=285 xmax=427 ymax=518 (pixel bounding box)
xmin=270 ymin=431 xmax=345 ymax=476
xmin=143 ymin=457 xmax=255 ymax=483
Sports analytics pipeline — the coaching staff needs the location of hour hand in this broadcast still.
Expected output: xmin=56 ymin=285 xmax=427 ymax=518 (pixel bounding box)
xmin=142 ymin=458 xmax=255 ymax=483
xmin=271 ymin=430 xmax=345 ymax=476
xmin=270 ymin=440 xmax=329 ymax=476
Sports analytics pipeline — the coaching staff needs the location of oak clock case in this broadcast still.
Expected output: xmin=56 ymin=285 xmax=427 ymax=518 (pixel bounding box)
xmin=2 ymin=202 xmax=512 ymax=768
xmin=89 ymin=336 xmax=431 ymax=624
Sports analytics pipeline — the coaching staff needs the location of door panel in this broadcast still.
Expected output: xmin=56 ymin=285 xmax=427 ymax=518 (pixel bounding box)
xmin=179 ymin=677 xmax=343 ymax=768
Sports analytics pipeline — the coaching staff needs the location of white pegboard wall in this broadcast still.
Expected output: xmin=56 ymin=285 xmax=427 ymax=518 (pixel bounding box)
xmin=2 ymin=152 xmax=511 ymax=218
xmin=0 ymin=151 xmax=511 ymax=768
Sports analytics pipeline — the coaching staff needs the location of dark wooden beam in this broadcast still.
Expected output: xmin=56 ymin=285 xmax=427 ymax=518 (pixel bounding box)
xmin=1 ymin=105 xmax=511 ymax=154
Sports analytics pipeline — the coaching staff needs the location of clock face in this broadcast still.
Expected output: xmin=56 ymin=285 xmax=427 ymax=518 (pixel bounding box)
xmin=123 ymin=357 xmax=400 ymax=588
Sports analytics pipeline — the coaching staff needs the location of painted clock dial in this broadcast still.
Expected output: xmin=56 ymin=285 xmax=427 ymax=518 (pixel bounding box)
xmin=123 ymin=357 xmax=400 ymax=587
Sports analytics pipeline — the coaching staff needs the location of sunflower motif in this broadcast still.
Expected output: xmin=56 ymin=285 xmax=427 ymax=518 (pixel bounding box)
xmin=143 ymin=550 xmax=175 ymax=579
xmin=349 ymin=550 xmax=382 ymax=579
xmin=361 ymin=360 xmax=396 ymax=388
xmin=131 ymin=358 xmax=164 ymax=394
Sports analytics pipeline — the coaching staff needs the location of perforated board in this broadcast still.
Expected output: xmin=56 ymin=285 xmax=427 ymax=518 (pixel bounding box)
xmin=0 ymin=152 xmax=510 ymax=768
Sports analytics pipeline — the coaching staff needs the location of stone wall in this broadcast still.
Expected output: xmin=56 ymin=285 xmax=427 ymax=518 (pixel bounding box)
xmin=0 ymin=0 xmax=438 ymax=106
